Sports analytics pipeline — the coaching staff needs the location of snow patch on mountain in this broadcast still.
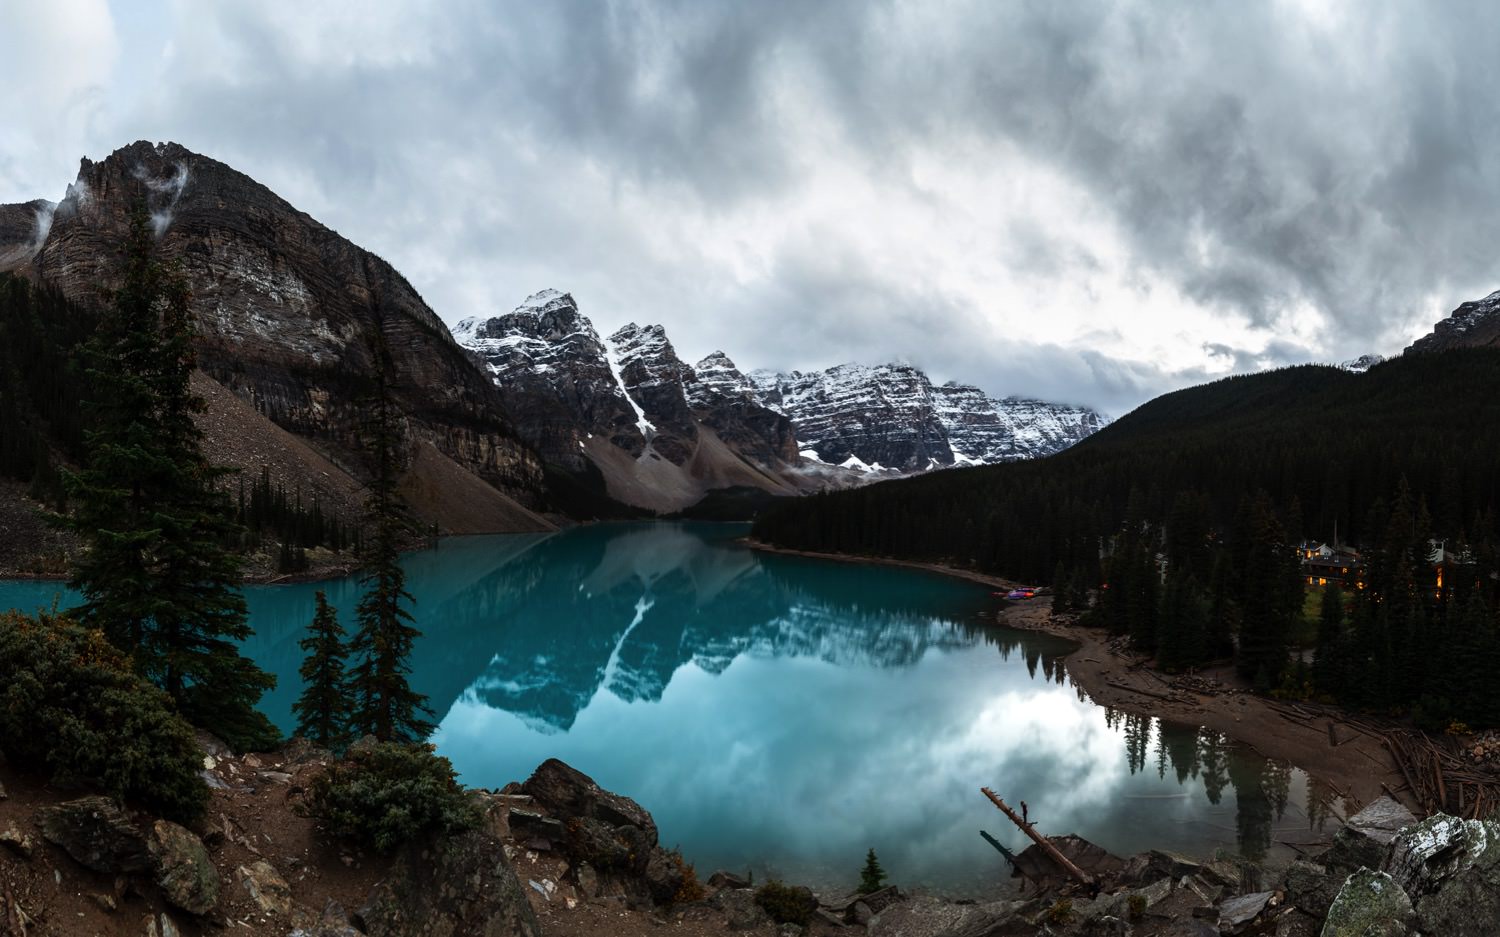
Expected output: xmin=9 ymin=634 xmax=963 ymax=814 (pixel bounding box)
xmin=1338 ymin=354 xmax=1385 ymax=373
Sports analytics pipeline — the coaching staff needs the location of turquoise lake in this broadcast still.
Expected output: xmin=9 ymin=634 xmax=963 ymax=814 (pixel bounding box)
xmin=0 ymin=521 xmax=1338 ymax=896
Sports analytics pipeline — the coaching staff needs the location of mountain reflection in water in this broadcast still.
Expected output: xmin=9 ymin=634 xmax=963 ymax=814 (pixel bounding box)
xmin=0 ymin=522 xmax=1338 ymax=896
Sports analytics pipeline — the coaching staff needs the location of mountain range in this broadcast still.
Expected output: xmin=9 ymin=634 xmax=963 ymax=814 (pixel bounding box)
xmin=452 ymin=290 xmax=1108 ymax=511
xmin=0 ymin=141 xmax=1107 ymax=530
xmin=1 ymin=140 xmax=1491 ymax=535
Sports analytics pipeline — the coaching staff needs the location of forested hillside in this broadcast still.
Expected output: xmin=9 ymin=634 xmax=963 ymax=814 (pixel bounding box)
xmin=753 ymin=351 xmax=1500 ymax=584
xmin=753 ymin=350 xmax=1500 ymax=726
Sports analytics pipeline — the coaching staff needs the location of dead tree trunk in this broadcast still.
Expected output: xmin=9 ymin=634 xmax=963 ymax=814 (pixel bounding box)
xmin=980 ymin=787 xmax=1094 ymax=887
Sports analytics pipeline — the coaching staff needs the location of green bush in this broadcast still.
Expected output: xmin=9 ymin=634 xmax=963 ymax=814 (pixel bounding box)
xmin=303 ymin=741 xmax=482 ymax=853
xmin=0 ymin=611 xmax=209 ymax=822
xmin=754 ymin=881 xmax=814 ymax=926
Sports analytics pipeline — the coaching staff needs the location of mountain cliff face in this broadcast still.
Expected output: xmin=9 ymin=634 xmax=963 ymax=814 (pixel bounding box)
xmin=455 ymin=296 xmax=802 ymax=511
xmin=750 ymin=364 xmax=952 ymax=471
xmin=751 ymin=365 xmax=1105 ymax=472
xmin=5 ymin=141 xmax=548 ymax=522
xmin=1406 ymin=290 xmax=1500 ymax=354
xmin=0 ymin=200 xmax=53 ymax=273
xmin=453 ymin=289 xmax=646 ymax=470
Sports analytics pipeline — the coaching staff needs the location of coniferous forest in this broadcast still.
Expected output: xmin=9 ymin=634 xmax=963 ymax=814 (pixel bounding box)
xmin=753 ymin=350 xmax=1500 ymax=728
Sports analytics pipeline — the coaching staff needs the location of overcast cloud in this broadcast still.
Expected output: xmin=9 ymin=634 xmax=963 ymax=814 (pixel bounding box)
xmin=3 ymin=0 xmax=1499 ymax=415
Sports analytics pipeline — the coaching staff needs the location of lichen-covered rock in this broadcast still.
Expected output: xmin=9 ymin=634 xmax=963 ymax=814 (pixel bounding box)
xmin=1320 ymin=868 xmax=1413 ymax=937
xmin=150 ymin=820 xmax=219 ymax=915
xmin=238 ymin=860 xmax=293 ymax=916
xmin=1383 ymin=815 xmax=1500 ymax=936
xmin=359 ymin=829 xmax=541 ymax=937
xmin=1323 ymin=796 xmax=1417 ymax=877
xmin=1285 ymin=859 xmax=1338 ymax=918
xmin=708 ymin=888 xmax=770 ymax=931
xmin=37 ymin=796 xmax=153 ymax=874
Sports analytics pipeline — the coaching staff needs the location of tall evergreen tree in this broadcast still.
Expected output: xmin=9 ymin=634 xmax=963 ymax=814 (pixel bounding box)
xmin=1311 ymin=584 xmax=1347 ymax=698
xmin=857 ymin=848 xmax=888 ymax=894
xmin=63 ymin=209 xmax=277 ymax=751
xmin=347 ymin=337 xmax=434 ymax=743
xmin=293 ymin=591 xmax=352 ymax=749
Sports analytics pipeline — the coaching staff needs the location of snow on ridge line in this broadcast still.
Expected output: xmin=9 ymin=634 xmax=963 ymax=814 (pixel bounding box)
xmin=604 ymin=337 xmax=655 ymax=438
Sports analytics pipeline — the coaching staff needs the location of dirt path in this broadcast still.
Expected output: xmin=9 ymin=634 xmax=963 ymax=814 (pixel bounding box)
xmin=746 ymin=540 xmax=1411 ymax=815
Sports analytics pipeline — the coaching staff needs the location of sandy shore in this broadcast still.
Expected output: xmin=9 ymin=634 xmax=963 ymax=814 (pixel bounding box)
xmin=746 ymin=539 xmax=1410 ymax=816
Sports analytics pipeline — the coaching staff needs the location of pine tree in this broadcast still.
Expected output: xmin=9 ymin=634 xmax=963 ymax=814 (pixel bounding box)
xmin=347 ymin=337 xmax=434 ymax=743
xmin=62 ymin=208 xmax=278 ymax=751
xmin=1052 ymin=560 xmax=1071 ymax=613
xmin=1311 ymin=584 xmax=1346 ymax=698
xmin=857 ymin=848 xmax=887 ymax=894
xmin=293 ymin=591 xmax=352 ymax=750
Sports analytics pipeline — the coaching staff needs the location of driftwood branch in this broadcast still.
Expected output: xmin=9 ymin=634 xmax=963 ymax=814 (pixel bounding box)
xmin=980 ymin=787 xmax=1094 ymax=887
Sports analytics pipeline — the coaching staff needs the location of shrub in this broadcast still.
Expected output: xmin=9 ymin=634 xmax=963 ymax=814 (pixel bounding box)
xmin=754 ymin=881 xmax=814 ymax=926
xmin=1043 ymin=898 xmax=1073 ymax=925
xmin=1127 ymin=894 xmax=1147 ymax=920
xmin=0 ymin=611 xmax=209 ymax=822
xmin=303 ymin=741 xmax=482 ymax=853
xmin=670 ymin=849 xmax=706 ymax=903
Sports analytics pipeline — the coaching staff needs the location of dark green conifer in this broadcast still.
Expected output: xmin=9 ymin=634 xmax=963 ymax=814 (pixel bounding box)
xmin=857 ymin=848 xmax=887 ymax=894
xmin=347 ymin=338 xmax=434 ymax=743
xmin=62 ymin=208 xmax=277 ymax=751
xmin=293 ymin=591 xmax=352 ymax=750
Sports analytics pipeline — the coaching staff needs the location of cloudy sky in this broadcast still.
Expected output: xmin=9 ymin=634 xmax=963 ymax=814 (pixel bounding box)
xmin=4 ymin=0 xmax=1499 ymax=415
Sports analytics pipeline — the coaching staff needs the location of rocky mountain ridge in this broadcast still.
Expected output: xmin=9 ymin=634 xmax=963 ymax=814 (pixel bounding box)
xmin=456 ymin=295 xmax=1106 ymax=505
xmin=1405 ymin=289 xmax=1500 ymax=354
xmin=751 ymin=364 xmax=1108 ymax=472
xmin=457 ymin=291 xmax=803 ymax=512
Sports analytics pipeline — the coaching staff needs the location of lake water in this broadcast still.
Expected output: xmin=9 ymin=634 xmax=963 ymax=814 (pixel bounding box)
xmin=0 ymin=522 xmax=1339 ymax=896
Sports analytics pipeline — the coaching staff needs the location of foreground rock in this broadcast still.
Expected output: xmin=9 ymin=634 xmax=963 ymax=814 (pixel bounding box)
xmin=359 ymin=829 xmax=541 ymax=937
xmin=150 ymin=819 xmax=220 ymax=915
xmin=36 ymin=795 xmax=154 ymax=874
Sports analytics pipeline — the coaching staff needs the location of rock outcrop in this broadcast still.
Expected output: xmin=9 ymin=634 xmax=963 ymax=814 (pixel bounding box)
xmin=358 ymin=829 xmax=541 ymax=937
xmin=1405 ymin=289 xmax=1500 ymax=354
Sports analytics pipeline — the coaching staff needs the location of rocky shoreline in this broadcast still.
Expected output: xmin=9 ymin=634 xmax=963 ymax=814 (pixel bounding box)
xmin=5 ymin=735 xmax=1496 ymax=937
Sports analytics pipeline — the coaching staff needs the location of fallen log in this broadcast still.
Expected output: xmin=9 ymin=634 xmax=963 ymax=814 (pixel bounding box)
xmin=980 ymin=788 xmax=1094 ymax=887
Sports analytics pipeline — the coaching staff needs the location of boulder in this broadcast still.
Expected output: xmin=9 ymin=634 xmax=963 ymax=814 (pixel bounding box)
xmin=507 ymin=808 xmax=566 ymax=847
xmin=359 ymin=829 xmax=541 ymax=937
xmin=565 ymin=816 xmax=638 ymax=872
xmin=521 ymin=759 xmax=658 ymax=846
xmin=709 ymin=888 xmax=769 ymax=931
xmin=1383 ymin=815 xmax=1500 ymax=936
xmin=643 ymin=847 xmax=686 ymax=904
xmin=1320 ymin=868 xmax=1413 ymax=937
xmin=150 ymin=821 xmax=220 ymax=915
xmin=706 ymin=870 xmax=750 ymax=891
xmin=1323 ymin=796 xmax=1416 ymax=876
xmin=238 ymin=860 xmax=293 ymax=916
xmin=1218 ymin=890 xmax=1276 ymax=933
xmin=289 ymin=901 xmax=363 ymax=937
xmin=0 ymin=824 xmax=33 ymax=860
xmin=1284 ymin=859 xmax=1338 ymax=918
xmin=37 ymin=796 xmax=153 ymax=874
